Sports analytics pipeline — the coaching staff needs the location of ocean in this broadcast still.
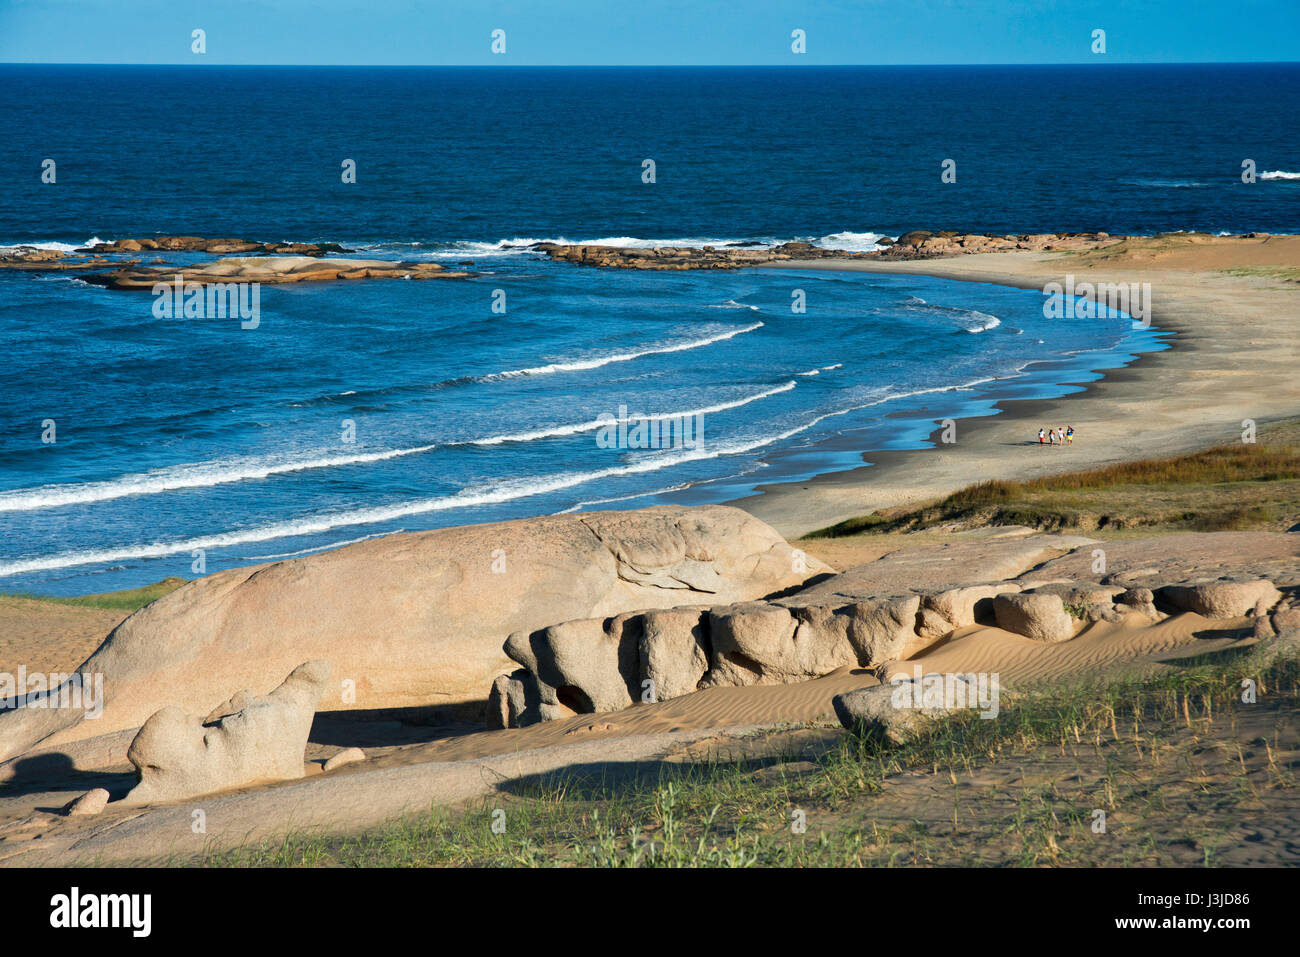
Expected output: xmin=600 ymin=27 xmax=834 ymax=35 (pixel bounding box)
xmin=1 ymin=64 xmax=1296 ymax=595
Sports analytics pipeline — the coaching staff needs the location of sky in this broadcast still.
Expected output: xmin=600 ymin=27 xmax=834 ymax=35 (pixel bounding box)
xmin=1 ymin=0 xmax=1297 ymax=66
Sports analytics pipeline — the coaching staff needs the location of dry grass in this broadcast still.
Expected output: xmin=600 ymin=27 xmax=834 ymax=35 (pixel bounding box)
xmin=809 ymin=421 xmax=1300 ymax=538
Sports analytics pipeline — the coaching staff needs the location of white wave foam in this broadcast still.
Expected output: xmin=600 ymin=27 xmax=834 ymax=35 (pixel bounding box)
xmin=554 ymin=483 xmax=696 ymax=513
xmin=0 ymin=236 xmax=106 ymax=254
xmin=0 ymin=380 xmax=793 ymax=512
xmin=362 ymin=232 xmax=894 ymax=259
xmin=707 ymin=299 xmax=760 ymax=310
xmin=815 ymin=231 xmax=887 ymax=252
xmin=1260 ymin=170 xmax=1300 ymax=181
xmin=0 ymin=373 xmax=1022 ymax=578
xmin=0 ymin=444 xmax=438 ymax=513
xmin=796 ymin=369 xmax=820 ymax=376
xmin=899 ymin=297 xmax=1000 ymax=332
xmin=459 ymin=380 xmax=795 ymax=445
xmin=482 ymin=322 xmax=763 ymax=380
xmin=1124 ymin=178 xmax=1211 ymax=189
xmin=241 ymin=530 xmax=402 ymax=561
xmin=822 ymin=363 xmax=843 ymax=370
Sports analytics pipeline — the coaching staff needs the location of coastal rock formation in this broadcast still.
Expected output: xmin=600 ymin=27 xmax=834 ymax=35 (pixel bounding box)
xmin=1014 ymin=531 xmax=1300 ymax=590
xmin=504 ymin=614 xmax=643 ymax=714
xmin=80 ymin=255 xmax=472 ymax=290
xmin=497 ymin=592 xmax=921 ymax=726
xmin=0 ymin=236 xmax=352 ymax=276
xmin=923 ymin=583 xmax=1023 ymax=630
xmin=62 ymin=788 xmax=110 ymax=817
xmin=832 ymin=675 xmax=981 ymax=745
xmin=123 ymin=660 xmax=331 ymax=805
xmin=533 ymin=240 xmax=873 ymax=271
xmin=82 ymin=236 xmax=352 ymax=256
xmin=1160 ymin=579 xmax=1282 ymax=619
xmin=488 ymin=529 xmax=1300 ymax=728
xmin=992 ymin=593 xmax=1077 ymax=643
xmin=530 ymin=232 xmax=1123 ymax=270
xmin=0 ymin=246 xmax=135 ymax=271
xmin=0 ymin=506 xmax=823 ymax=762
xmin=322 ymin=747 xmax=367 ymax=772
xmin=639 ymin=606 xmax=712 ymax=700
xmin=486 ymin=669 xmax=548 ymax=729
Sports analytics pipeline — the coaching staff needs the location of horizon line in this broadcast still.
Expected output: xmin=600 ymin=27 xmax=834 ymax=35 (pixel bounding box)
xmin=3 ymin=60 xmax=1298 ymax=68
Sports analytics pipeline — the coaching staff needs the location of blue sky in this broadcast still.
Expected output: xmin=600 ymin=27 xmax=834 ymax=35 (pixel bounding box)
xmin=1 ymin=0 xmax=1297 ymax=65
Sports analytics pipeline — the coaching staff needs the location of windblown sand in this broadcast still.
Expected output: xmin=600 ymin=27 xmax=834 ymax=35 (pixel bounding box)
xmin=0 ymin=597 xmax=123 ymax=676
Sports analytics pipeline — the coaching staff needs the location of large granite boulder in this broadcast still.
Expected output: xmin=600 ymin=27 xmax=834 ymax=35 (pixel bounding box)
xmin=494 ymin=593 xmax=920 ymax=726
xmin=0 ymin=506 xmax=825 ymax=762
xmin=833 ymin=673 xmax=989 ymax=745
xmin=1159 ymin=579 xmax=1281 ymax=619
xmin=992 ymin=593 xmax=1076 ymax=643
xmin=639 ymin=606 xmax=712 ymax=701
xmin=122 ymin=660 xmax=330 ymax=806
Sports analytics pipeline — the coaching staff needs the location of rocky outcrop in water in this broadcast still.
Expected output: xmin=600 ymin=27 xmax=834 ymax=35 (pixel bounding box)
xmin=530 ymin=232 xmax=1123 ymax=269
xmin=79 ymin=255 xmax=472 ymax=289
xmin=82 ymin=236 xmax=353 ymax=256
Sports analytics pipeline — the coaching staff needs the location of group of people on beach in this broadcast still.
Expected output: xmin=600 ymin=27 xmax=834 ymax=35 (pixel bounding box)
xmin=1038 ymin=426 xmax=1074 ymax=446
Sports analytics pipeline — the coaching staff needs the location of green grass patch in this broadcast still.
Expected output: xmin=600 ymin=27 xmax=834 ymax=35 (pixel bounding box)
xmin=807 ymin=425 xmax=1300 ymax=538
xmin=1 ymin=577 xmax=187 ymax=612
xmin=199 ymin=641 xmax=1300 ymax=868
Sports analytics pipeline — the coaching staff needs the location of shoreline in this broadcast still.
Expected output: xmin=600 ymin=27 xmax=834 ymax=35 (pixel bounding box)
xmin=728 ymin=241 xmax=1300 ymax=538
xmin=4 ymin=236 xmax=1297 ymax=594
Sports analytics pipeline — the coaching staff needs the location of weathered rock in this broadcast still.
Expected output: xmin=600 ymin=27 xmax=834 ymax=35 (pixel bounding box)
xmin=915 ymin=606 xmax=955 ymax=641
xmin=62 ymin=788 xmax=110 ymax=817
xmin=992 ymin=593 xmax=1076 ymax=642
xmin=639 ymin=606 xmax=711 ymax=701
xmin=122 ymin=660 xmax=331 ymax=806
xmin=1115 ymin=587 xmax=1162 ymax=621
xmin=1030 ymin=582 xmax=1126 ymax=607
xmin=486 ymin=669 xmax=561 ymax=729
xmin=0 ymin=505 xmax=821 ymax=761
xmin=838 ymin=596 xmax=925 ymax=663
xmin=705 ymin=603 xmax=810 ymax=686
xmin=1272 ymin=604 xmax=1300 ymax=634
xmin=833 ymin=674 xmax=982 ymax=745
xmin=923 ymin=583 xmax=1021 ymax=628
xmin=1117 ymin=586 xmax=1155 ymax=606
xmin=1160 ymin=579 xmax=1281 ymax=619
xmin=795 ymin=532 xmax=1095 ymax=599
xmin=1023 ymin=532 xmax=1300 ymax=590
xmin=322 ymin=747 xmax=366 ymax=772
xmin=505 ymin=613 xmax=642 ymax=713
xmin=80 ymin=255 xmax=472 ymax=290
xmin=82 ymin=236 xmax=351 ymax=256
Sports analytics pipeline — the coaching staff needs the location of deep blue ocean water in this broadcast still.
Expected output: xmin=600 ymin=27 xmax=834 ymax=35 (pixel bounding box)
xmin=1 ymin=64 xmax=1296 ymax=595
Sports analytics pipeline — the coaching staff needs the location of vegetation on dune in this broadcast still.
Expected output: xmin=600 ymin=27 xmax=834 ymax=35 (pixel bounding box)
xmin=807 ymin=424 xmax=1300 ymax=538
xmin=200 ymin=641 xmax=1299 ymax=868
xmin=1 ymin=577 xmax=187 ymax=612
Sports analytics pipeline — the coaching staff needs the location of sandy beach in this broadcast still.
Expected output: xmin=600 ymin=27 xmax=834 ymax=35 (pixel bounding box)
xmin=1 ymin=235 xmax=1298 ymax=868
xmin=735 ymin=235 xmax=1300 ymax=537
